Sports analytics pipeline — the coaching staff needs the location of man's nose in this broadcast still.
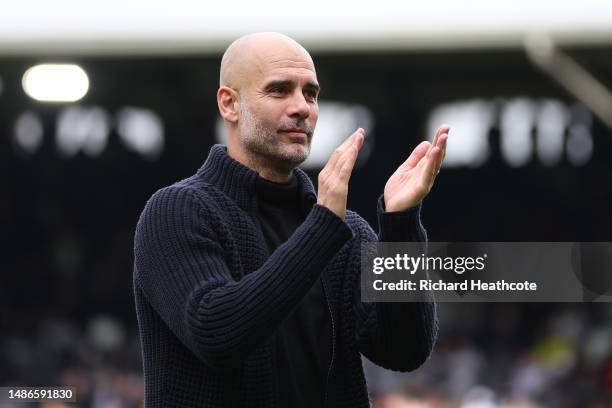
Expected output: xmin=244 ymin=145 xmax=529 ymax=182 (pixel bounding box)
xmin=287 ymin=91 xmax=310 ymax=119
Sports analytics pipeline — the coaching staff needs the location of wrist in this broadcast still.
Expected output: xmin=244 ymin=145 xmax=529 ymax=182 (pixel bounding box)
xmin=384 ymin=197 xmax=419 ymax=213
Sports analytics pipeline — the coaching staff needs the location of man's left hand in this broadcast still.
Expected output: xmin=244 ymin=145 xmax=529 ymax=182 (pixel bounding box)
xmin=383 ymin=125 xmax=449 ymax=212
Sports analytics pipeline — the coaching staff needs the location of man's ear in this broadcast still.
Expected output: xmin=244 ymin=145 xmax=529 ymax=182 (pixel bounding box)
xmin=217 ymin=86 xmax=240 ymax=123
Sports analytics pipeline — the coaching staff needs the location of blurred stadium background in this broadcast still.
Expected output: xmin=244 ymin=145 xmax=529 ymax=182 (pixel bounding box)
xmin=2 ymin=1 xmax=612 ymax=407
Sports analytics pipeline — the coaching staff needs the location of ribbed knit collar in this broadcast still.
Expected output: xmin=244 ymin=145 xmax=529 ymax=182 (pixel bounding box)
xmin=196 ymin=144 xmax=317 ymax=213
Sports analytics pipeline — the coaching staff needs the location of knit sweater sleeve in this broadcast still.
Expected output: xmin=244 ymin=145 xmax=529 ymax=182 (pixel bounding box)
xmin=353 ymin=195 xmax=438 ymax=372
xmin=133 ymin=185 xmax=352 ymax=371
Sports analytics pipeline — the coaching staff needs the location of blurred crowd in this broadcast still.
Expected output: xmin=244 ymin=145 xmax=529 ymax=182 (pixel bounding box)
xmin=366 ymin=303 xmax=612 ymax=407
xmin=2 ymin=303 xmax=612 ymax=407
xmin=0 ymin=315 xmax=142 ymax=408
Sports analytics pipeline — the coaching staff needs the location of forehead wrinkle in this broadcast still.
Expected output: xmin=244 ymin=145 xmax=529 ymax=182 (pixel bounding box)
xmin=261 ymin=56 xmax=317 ymax=81
xmin=265 ymin=66 xmax=317 ymax=78
xmin=268 ymin=59 xmax=316 ymax=72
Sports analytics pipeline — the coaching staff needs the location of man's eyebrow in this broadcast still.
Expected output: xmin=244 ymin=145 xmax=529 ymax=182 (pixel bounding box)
xmin=304 ymin=82 xmax=320 ymax=94
xmin=262 ymin=80 xmax=292 ymax=91
xmin=263 ymin=80 xmax=320 ymax=94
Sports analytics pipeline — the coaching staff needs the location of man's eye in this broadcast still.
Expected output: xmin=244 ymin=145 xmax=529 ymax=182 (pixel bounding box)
xmin=305 ymin=91 xmax=318 ymax=100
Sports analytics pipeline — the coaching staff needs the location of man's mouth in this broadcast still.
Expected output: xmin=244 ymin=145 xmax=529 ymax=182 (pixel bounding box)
xmin=280 ymin=128 xmax=307 ymax=134
xmin=279 ymin=128 xmax=309 ymax=142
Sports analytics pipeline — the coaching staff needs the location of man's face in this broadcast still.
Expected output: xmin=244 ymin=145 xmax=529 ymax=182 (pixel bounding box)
xmin=237 ymin=50 xmax=319 ymax=170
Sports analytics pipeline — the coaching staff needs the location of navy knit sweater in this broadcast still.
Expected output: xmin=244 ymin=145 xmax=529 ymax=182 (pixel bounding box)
xmin=133 ymin=145 xmax=438 ymax=407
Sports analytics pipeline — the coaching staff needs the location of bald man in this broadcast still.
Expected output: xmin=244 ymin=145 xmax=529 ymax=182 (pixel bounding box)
xmin=134 ymin=32 xmax=446 ymax=408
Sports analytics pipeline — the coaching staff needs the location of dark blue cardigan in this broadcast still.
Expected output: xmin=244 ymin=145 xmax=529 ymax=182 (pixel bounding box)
xmin=133 ymin=145 xmax=438 ymax=407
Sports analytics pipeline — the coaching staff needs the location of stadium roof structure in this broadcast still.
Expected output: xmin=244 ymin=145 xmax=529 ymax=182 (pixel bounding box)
xmin=1 ymin=0 xmax=612 ymax=56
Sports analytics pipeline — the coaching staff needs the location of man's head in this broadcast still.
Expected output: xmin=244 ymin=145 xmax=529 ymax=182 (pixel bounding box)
xmin=217 ymin=32 xmax=319 ymax=179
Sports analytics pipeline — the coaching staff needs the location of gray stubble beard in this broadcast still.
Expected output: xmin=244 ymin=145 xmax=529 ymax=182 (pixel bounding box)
xmin=238 ymin=101 xmax=313 ymax=172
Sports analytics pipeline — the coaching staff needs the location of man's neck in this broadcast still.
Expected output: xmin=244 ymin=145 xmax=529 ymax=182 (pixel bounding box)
xmin=228 ymin=145 xmax=293 ymax=183
xmin=257 ymin=167 xmax=293 ymax=183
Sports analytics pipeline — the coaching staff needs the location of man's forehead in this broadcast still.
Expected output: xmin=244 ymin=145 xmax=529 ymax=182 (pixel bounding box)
xmin=256 ymin=65 xmax=318 ymax=87
xmin=250 ymin=49 xmax=317 ymax=82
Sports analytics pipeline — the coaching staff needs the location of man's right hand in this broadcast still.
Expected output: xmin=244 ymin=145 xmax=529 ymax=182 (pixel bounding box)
xmin=317 ymin=128 xmax=365 ymax=220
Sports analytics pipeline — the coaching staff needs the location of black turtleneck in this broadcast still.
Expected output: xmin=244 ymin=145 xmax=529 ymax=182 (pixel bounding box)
xmin=134 ymin=145 xmax=437 ymax=408
xmin=256 ymin=175 xmax=331 ymax=408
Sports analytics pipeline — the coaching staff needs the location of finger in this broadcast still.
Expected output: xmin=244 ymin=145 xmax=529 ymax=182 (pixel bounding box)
xmin=401 ymin=141 xmax=430 ymax=170
xmin=331 ymin=130 xmax=364 ymax=175
xmin=337 ymin=128 xmax=364 ymax=154
xmin=423 ymin=128 xmax=449 ymax=183
xmin=402 ymin=125 xmax=449 ymax=170
xmin=435 ymin=124 xmax=450 ymax=143
xmin=338 ymin=143 xmax=360 ymax=182
xmin=355 ymin=129 xmax=365 ymax=150
xmin=438 ymin=124 xmax=450 ymax=136
xmin=412 ymin=140 xmax=437 ymax=182
xmin=334 ymin=128 xmax=365 ymax=178
xmin=433 ymin=133 xmax=448 ymax=173
xmin=440 ymin=132 xmax=448 ymax=158
xmin=437 ymin=126 xmax=449 ymax=160
xmin=326 ymin=128 xmax=364 ymax=171
xmin=428 ymin=124 xmax=450 ymax=154
xmin=435 ymin=126 xmax=449 ymax=153
xmin=423 ymin=146 xmax=441 ymax=185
